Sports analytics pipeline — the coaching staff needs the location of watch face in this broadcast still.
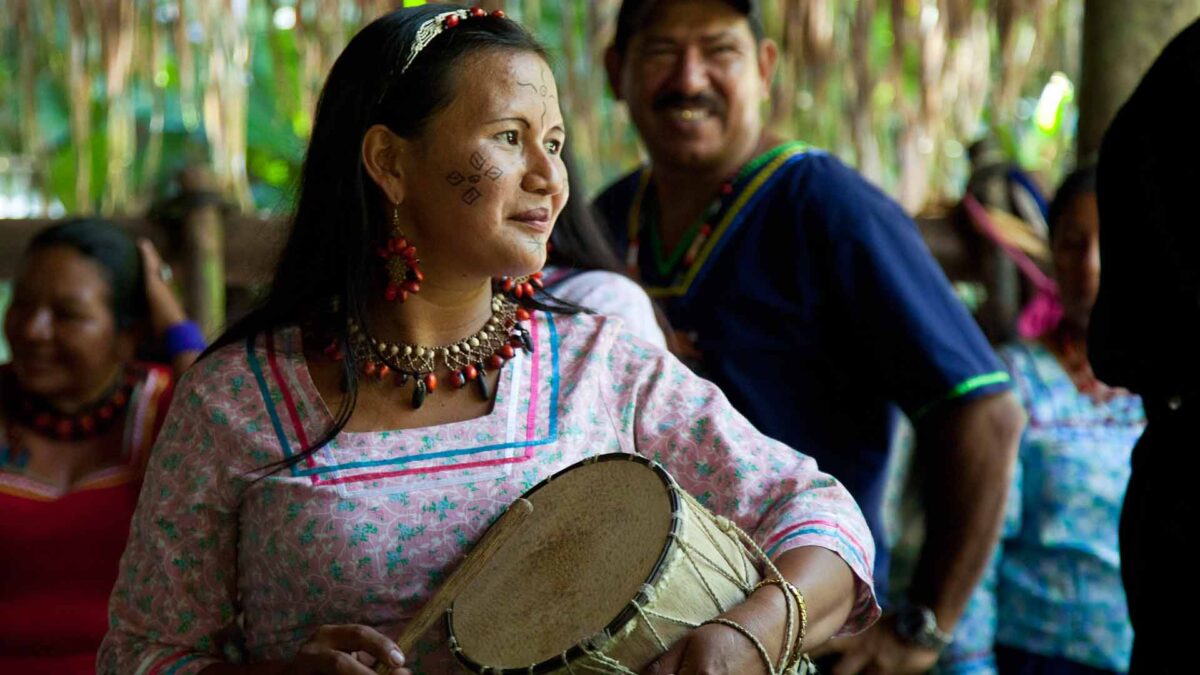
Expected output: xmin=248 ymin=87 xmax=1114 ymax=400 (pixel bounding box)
xmin=896 ymin=605 xmax=949 ymax=649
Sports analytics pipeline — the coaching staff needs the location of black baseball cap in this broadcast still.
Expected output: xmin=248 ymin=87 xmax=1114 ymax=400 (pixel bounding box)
xmin=612 ymin=0 xmax=764 ymax=55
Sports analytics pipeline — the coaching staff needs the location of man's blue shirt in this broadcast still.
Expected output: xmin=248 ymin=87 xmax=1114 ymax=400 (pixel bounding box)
xmin=595 ymin=143 xmax=1011 ymax=598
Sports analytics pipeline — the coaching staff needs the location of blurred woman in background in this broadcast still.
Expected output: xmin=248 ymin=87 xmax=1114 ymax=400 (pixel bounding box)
xmin=940 ymin=167 xmax=1141 ymax=675
xmin=0 ymin=219 xmax=203 ymax=675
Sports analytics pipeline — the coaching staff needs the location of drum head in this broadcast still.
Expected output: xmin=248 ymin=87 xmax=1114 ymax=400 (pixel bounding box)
xmin=449 ymin=454 xmax=677 ymax=671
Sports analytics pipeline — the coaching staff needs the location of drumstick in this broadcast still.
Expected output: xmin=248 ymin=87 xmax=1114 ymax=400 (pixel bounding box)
xmin=377 ymin=497 xmax=534 ymax=673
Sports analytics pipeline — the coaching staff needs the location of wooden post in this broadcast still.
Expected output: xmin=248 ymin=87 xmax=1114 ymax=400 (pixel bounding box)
xmin=1078 ymin=0 xmax=1200 ymax=159
xmin=176 ymin=167 xmax=226 ymax=338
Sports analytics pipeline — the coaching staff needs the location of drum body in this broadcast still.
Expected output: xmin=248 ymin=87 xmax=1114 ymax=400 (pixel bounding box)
xmin=448 ymin=453 xmax=761 ymax=673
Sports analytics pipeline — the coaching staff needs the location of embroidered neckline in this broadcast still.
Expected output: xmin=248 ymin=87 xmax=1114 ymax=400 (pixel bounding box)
xmin=637 ymin=143 xmax=795 ymax=277
xmin=626 ymin=141 xmax=809 ymax=297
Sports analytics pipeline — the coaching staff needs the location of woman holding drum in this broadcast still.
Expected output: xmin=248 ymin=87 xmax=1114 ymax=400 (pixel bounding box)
xmin=99 ymin=5 xmax=879 ymax=674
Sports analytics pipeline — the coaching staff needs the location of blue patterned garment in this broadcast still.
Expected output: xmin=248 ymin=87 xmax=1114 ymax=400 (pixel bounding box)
xmin=940 ymin=342 xmax=1143 ymax=674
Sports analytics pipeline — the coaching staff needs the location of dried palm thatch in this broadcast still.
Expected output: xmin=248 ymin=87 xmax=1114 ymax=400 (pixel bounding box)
xmin=197 ymin=0 xmax=253 ymax=211
xmin=0 ymin=0 xmax=1081 ymax=217
xmin=523 ymin=0 xmax=1078 ymax=211
xmin=98 ymin=0 xmax=137 ymax=212
xmin=760 ymin=0 xmax=1069 ymax=211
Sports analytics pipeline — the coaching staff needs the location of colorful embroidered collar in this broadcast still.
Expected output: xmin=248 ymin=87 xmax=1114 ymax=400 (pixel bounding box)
xmin=626 ymin=141 xmax=809 ymax=298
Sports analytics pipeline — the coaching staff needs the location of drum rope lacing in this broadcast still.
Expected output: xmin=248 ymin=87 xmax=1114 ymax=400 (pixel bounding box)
xmin=451 ymin=458 xmax=814 ymax=674
xmin=559 ymin=489 xmax=814 ymax=675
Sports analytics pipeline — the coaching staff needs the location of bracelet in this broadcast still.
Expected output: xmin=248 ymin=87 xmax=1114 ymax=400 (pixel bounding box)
xmin=752 ymin=577 xmax=786 ymax=594
xmin=699 ymin=617 xmax=778 ymax=675
xmin=751 ymin=577 xmax=795 ymax=669
xmin=780 ymin=580 xmax=808 ymax=670
xmin=164 ymin=320 xmax=206 ymax=358
xmin=751 ymin=577 xmax=809 ymax=672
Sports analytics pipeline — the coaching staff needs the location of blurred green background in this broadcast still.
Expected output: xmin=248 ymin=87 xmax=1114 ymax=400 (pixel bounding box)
xmin=0 ymin=0 xmax=1083 ymax=219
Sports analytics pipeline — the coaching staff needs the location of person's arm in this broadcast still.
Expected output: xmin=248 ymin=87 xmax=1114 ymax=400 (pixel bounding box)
xmin=910 ymin=393 xmax=1022 ymax=634
xmin=649 ymin=546 xmax=856 ymax=675
xmin=199 ymin=661 xmax=288 ymax=674
xmin=97 ymin=362 xmax=243 ymax=675
xmin=817 ymin=399 xmax=1021 ymax=675
xmin=936 ymin=565 xmax=1003 ymax=675
xmin=597 ymin=328 xmax=879 ymax=674
xmin=804 ymin=157 xmax=1024 ymax=673
xmin=937 ymin=401 xmax=1024 ymax=675
xmin=139 ymin=238 xmax=203 ymax=373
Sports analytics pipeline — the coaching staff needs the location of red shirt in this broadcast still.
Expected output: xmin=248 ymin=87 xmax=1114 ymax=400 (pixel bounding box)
xmin=0 ymin=364 xmax=173 ymax=674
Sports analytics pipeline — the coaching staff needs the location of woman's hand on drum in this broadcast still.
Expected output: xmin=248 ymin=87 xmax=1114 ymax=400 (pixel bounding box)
xmin=644 ymin=620 xmax=775 ymax=675
xmin=644 ymin=589 xmax=787 ymax=675
xmin=286 ymin=625 xmax=411 ymax=675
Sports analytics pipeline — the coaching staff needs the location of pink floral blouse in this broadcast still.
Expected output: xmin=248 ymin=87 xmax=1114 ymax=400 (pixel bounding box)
xmin=99 ymin=312 xmax=878 ymax=675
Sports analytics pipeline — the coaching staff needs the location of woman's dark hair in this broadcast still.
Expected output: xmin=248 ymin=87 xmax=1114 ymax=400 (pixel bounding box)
xmin=203 ymin=5 xmax=554 ymax=474
xmin=546 ymin=145 xmax=623 ymax=273
xmin=26 ymin=218 xmax=147 ymax=330
xmin=1047 ymin=165 xmax=1097 ymax=241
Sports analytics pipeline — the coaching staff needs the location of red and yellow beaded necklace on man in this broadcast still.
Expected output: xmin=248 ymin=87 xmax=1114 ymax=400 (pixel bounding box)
xmin=625 ymin=143 xmax=797 ymax=284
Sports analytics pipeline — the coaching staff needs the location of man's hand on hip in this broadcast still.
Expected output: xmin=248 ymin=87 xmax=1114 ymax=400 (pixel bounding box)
xmin=808 ymin=614 xmax=940 ymax=675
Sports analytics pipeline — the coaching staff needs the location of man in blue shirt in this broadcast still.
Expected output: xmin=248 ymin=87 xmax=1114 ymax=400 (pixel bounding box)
xmin=596 ymin=1 xmax=1025 ymax=671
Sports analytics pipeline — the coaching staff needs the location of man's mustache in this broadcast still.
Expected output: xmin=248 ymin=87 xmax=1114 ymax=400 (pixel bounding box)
xmin=652 ymin=92 xmax=723 ymax=115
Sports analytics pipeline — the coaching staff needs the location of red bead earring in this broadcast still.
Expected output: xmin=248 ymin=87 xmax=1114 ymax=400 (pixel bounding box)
xmin=380 ymin=203 xmax=423 ymax=302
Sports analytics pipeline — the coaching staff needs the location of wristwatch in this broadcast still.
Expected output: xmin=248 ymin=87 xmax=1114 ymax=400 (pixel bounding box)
xmin=894 ymin=603 xmax=953 ymax=650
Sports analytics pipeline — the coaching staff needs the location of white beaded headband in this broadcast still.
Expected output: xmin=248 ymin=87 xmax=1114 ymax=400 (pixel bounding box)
xmin=400 ymin=6 xmax=507 ymax=75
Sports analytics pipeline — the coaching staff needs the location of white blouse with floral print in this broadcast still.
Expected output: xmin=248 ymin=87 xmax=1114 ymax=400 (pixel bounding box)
xmin=100 ymin=311 xmax=878 ymax=675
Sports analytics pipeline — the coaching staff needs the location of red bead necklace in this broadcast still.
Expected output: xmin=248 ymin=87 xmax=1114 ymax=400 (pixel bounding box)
xmin=2 ymin=366 xmax=139 ymax=442
xmin=626 ymin=178 xmax=735 ymax=280
xmin=332 ymin=294 xmax=532 ymax=409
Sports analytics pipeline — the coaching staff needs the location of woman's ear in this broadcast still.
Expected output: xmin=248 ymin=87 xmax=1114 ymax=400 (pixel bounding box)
xmin=362 ymin=124 xmax=409 ymax=205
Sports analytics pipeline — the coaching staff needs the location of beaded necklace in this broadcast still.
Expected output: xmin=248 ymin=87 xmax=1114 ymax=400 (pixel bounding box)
xmin=2 ymin=366 xmax=138 ymax=442
xmin=626 ymin=143 xmax=794 ymax=282
xmin=338 ymin=294 xmax=533 ymax=409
